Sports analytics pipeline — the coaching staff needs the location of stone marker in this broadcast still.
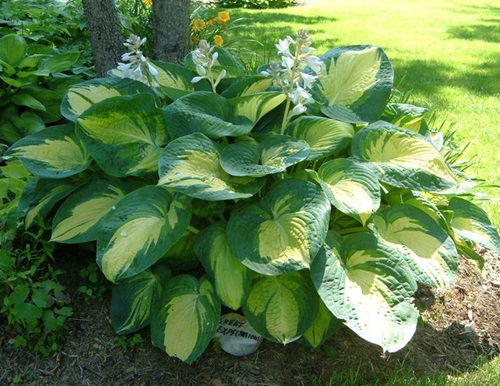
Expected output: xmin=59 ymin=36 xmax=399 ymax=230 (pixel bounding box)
xmin=215 ymin=313 xmax=263 ymax=356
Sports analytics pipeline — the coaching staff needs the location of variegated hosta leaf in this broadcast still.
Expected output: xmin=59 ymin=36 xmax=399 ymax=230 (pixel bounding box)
xmin=316 ymin=158 xmax=380 ymax=225
xmin=310 ymin=232 xmax=419 ymax=353
xmin=286 ymin=116 xmax=354 ymax=160
xmin=151 ymin=275 xmax=220 ymax=364
xmin=164 ymin=91 xmax=285 ymax=140
xmin=77 ymin=93 xmax=168 ymax=177
xmin=151 ymin=61 xmax=210 ymax=100
xmin=351 ymin=121 xmax=458 ymax=192
xmin=97 ymin=186 xmax=191 ymax=283
xmin=194 ymin=222 xmax=251 ymax=310
xmin=158 ymin=132 xmax=263 ymax=201
xmin=385 ymin=189 xmax=449 ymax=230
xmin=220 ymin=134 xmax=309 ymax=177
xmin=313 ymin=45 xmax=393 ymax=123
xmin=110 ymin=266 xmax=170 ymax=334
xmin=51 ymin=180 xmax=128 ymax=244
xmin=383 ymin=103 xmax=428 ymax=132
xmin=302 ymin=299 xmax=342 ymax=349
xmin=19 ymin=177 xmax=79 ymax=228
xmin=6 ymin=123 xmax=90 ymax=179
xmin=243 ymin=271 xmax=318 ymax=344
xmin=221 ymin=75 xmax=273 ymax=98
xmin=370 ymin=204 xmax=458 ymax=288
xmin=448 ymin=197 xmax=500 ymax=253
xmin=61 ymin=77 xmax=155 ymax=121
xmin=227 ymin=179 xmax=330 ymax=275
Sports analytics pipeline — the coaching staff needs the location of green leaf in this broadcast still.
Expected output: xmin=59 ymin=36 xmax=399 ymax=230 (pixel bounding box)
xmin=194 ymin=222 xmax=251 ymax=310
xmin=448 ymin=197 xmax=500 ymax=253
xmin=6 ymin=124 xmax=90 ymax=179
xmin=164 ymin=91 xmax=285 ymax=140
xmin=51 ymin=180 xmax=128 ymax=244
xmin=11 ymin=93 xmax=46 ymax=111
xmin=61 ymin=77 xmax=156 ymax=121
xmin=111 ymin=267 xmax=170 ymax=334
xmin=313 ymin=45 xmax=393 ymax=123
xmin=97 ymin=186 xmax=191 ymax=283
xmin=0 ymin=34 xmax=27 ymax=66
xmin=227 ymin=179 xmax=330 ymax=275
xmin=220 ymin=134 xmax=309 ymax=177
xmin=151 ymin=275 xmax=220 ymax=364
xmin=302 ymin=299 xmax=342 ymax=349
xmin=220 ymin=75 xmax=273 ymax=98
xmin=286 ymin=116 xmax=354 ymax=161
xmin=158 ymin=132 xmax=263 ymax=201
xmin=243 ymin=271 xmax=318 ymax=344
xmin=351 ymin=121 xmax=458 ymax=192
xmin=19 ymin=177 xmax=79 ymax=228
xmin=151 ymin=61 xmax=210 ymax=99
xmin=310 ymin=232 xmax=419 ymax=353
xmin=35 ymin=52 xmax=80 ymax=75
xmin=11 ymin=111 xmax=45 ymax=135
xmin=77 ymin=93 xmax=168 ymax=177
xmin=370 ymin=204 xmax=458 ymax=288
xmin=315 ymin=158 xmax=380 ymax=225
xmin=22 ymin=86 xmax=62 ymax=123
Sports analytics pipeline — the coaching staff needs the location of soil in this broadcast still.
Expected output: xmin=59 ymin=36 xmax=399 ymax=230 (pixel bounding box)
xmin=0 ymin=249 xmax=499 ymax=385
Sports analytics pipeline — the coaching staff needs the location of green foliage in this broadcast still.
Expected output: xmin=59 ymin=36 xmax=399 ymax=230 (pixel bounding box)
xmin=218 ymin=0 xmax=295 ymax=9
xmin=0 ymin=33 xmax=84 ymax=145
xmin=5 ymin=35 xmax=498 ymax=365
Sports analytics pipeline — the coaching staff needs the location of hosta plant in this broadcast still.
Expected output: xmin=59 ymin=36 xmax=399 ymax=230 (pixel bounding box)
xmin=4 ymin=30 xmax=499 ymax=363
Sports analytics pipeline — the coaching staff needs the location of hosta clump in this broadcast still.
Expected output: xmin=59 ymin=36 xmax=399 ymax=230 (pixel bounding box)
xmin=5 ymin=30 xmax=499 ymax=363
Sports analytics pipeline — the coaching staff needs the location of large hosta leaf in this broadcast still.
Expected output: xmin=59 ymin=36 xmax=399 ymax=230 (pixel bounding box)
xmin=351 ymin=121 xmax=458 ymax=192
xmin=313 ymin=45 xmax=393 ymax=123
xmin=111 ymin=266 xmax=170 ymax=334
xmin=194 ymin=222 xmax=251 ymax=310
xmin=0 ymin=34 xmax=27 ymax=66
xmin=370 ymin=204 xmax=458 ymax=288
xmin=220 ymin=75 xmax=273 ymax=98
xmin=151 ymin=61 xmax=210 ymax=99
xmin=158 ymin=132 xmax=263 ymax=201
xmin=286 ymin=116 xmax=354 ymax=160
xmin=61 ymin=77 xmax=155 ymax=121
xmin=51 ymin=180 xmax=128 ymax=244
xmin=448 ymin=198 xmax=500 ymax=253
xmin=77 ymin=93 xmax=168 ymax=177
xmin=151 ymin=275 xmax=220 ymax=364
xmin=6 ymin=124 xmax=90 ymax=179
xmin=164 ymin=91 xmax=285 ymax=140
xmin=316 ymin=158 xmax=380 ymax=224
xmin=19 ymin=178 xmax=80 ymax=228
xmin=310 ymin=232 xmax=418 ymax=353
xmin=302 ymin=299 xmax=342 ymax=349
xmin=97 ymin=186 xmax=191 ymax=283
xmin=220 ymin=134 xmax=309 ymax=177
xmin=243 ymin=271 xmax=318 ymax=344
xmin=227 ymin=179 xmax=330 ymax=275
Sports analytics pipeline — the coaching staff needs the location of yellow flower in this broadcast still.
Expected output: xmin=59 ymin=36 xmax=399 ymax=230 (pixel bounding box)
xmin=141 ymin=0 xmax=152 ymax=7
xmin=192 ymin=18 xmax=206 ymax=31
xmin=218 ymin=12 xmax=230 ymax=25
xmin=207 ymin=18 xmax=216 ymax=26
xmin=214 ymin=35 xmax=224 ymax=47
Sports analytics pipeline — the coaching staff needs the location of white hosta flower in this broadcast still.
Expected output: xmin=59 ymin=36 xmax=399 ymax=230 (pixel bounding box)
xmin=189 ymin=40 xmax=226 ymax=92
xmin=306 ymin=55 xmax=323 ymax=73
xmin=115 ymin=34 xmax=157 ymax=86
xmin=290 ymin=85 xmax=311 ymax=104
xmin=300 ymin=72 xmax=317 ymax=89
xmin=275 ymin=36 xmax=294 ymax=56
xmin=289 ymin=103 xmax=307 ymax=118
xmin=282 ymin=55 xmax=294 ymax=70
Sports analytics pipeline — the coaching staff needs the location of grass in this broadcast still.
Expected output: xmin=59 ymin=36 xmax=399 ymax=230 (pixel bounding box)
xmin=316 ymin=355 xmax=500 ymax=386
xmin=229 ymin=0 xmax=500 ymax=226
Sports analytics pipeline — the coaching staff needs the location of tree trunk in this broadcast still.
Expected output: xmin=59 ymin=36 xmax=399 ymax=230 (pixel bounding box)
xmin=152 ymin=0 xmax=191 ymax=63
xmin=82 ymin=0 xmax=124 ymax=77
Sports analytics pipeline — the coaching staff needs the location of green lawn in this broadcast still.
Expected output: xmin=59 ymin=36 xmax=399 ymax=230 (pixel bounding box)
xmin=231 ymin=0 xmax=500 ymax=225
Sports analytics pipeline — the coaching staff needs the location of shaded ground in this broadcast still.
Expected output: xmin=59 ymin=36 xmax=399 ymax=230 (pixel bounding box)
xmin=1 ymin=251 xmax=498 ymax=385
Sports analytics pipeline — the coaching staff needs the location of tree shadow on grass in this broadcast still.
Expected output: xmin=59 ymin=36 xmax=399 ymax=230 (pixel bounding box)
xmin=447 ymin=23 xmax=500 ymax=43
xmin=391 ymin=56 xmax=500 ymax=99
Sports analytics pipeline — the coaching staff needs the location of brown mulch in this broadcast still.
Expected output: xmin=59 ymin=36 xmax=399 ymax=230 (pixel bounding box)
xmin=0 ymin=250 xmax=498 ymax=385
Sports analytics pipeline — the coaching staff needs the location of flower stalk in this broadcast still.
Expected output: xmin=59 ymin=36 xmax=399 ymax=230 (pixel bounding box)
xmin=190 ymin=40 xmax=226 ymax=93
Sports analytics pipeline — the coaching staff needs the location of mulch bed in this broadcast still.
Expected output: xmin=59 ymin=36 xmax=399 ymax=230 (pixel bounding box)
xmin=1 ymin=250 xmax=498 ymax=385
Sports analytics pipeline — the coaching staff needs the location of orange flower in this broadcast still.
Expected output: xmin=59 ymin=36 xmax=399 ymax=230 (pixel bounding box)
xmin=207 ymin=18 xmax=216 ymax=26
xmin=218 ymin=12 xmax=230 ymax=25
xmin=214 ymin=35 xmax=224 ymax=47
xmin=192 ymin=18 xmax=206 ymax=31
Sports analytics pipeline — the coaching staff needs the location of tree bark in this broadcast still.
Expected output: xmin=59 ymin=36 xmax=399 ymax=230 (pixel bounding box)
xmin=152 ymin=0 xmax=191 ymax=63
xmin=82 ymin=0 xmax=124 ymax=77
